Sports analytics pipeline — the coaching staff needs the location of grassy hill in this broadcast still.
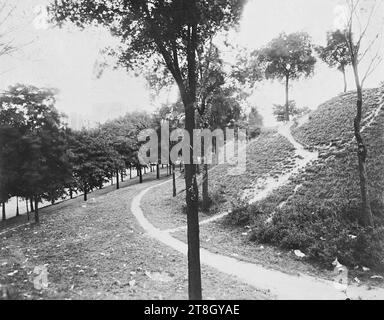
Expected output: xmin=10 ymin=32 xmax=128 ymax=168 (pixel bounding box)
xmin=207 ymin=129 xmax=296 ymax=211
xmin=222 ymin=86 xmax=384 ymax=271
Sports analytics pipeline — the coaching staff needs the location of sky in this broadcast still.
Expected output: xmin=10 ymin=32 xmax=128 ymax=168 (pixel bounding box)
xmin=0 ymin=0 xmax=383 ymax=128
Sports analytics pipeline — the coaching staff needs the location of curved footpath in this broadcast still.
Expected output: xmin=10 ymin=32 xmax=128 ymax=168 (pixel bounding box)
xmin=246 ymin=122 xmax=318 ymax=204
xmin=131 ymin=178 xmax=384 ymax=300
xmin=131 ymin=110 xmax=384 ymax=299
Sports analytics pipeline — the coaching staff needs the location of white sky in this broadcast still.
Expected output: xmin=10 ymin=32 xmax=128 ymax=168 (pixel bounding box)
xmin=0 ymin=0 xmax=383 ymax=127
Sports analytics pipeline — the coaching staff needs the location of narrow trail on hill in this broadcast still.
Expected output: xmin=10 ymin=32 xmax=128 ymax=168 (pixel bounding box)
xmin=246 ymin=121 xmax=318 ymax=205
xmin=164 ymin=121 xmax=317 ymax=233
xmin=131 ymin=105 xmax=384 ymax=299
xmin=131 ymin=178 xmax=384 ymax=299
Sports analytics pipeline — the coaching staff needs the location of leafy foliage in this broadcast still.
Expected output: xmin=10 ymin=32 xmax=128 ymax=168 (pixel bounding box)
xmin=316 ymin=30 xmax=351 ymax=72
xmin=259 ymin=32 xmax=316 ymax=82
xmin=0 ymin=84 xmax=72 ymax=206
xmin=273 ymin=100 xmax=310 ymax=122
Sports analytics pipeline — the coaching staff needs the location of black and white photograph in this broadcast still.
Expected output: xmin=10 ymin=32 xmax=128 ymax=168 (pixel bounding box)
xmin=1 ymin=0 xmax=384 ymax=305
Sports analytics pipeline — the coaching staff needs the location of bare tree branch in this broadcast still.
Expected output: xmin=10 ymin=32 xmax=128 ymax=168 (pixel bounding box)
xmin=361 ymin=52 xmax=382 ymax=86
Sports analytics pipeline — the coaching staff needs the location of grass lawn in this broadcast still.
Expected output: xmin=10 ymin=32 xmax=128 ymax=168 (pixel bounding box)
xmin=0 ymin=172 xmax=268 ymax=300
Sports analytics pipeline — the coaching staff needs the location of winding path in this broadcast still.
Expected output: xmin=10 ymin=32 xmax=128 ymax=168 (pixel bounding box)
xmin=246 ymin=122 xmax=318 ymax=204
xmin=130 ymin=112 xmax=384 ymax=299
xmin=131 ymin=178 xmax=384 ymax=300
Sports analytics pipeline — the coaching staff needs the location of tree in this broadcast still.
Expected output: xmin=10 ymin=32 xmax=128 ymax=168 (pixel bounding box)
xmin=49 ymin=0 xmax=246 ymax=299
xmin=196 ymin=42 xmax=226 ymax=212
xmin=246 ymin=107 xmax=263 ymax=138
xmin=273 ymin=100 xmax=310 ymax=122
xmin=231 ymin=47 xmax=264 ymax=89
xmin=316 ymin=30 xmax=352 ymax=92
xmin=0 ymin=125 xmax=23 ymax=220
xmin=153 ymin=102 xmax=184 ymax=195
xmin=258 ymin=32 xmax=316 ymax=121
xmin=68 ymin=129 xmax=113 ymax=201
xmin=0 ymin=84 xmax=72 ymax=223
xmin=99 ymin=111 xmax=153 ymax=187
xmin=340 ymin=0 xmax=383 ymax=227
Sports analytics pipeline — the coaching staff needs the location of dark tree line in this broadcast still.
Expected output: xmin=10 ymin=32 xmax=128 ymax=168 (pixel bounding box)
xmin=0 ymin=84 xmax=161 ymax=222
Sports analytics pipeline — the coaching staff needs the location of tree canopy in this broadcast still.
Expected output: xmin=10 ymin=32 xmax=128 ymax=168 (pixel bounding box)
xmin=259 ymin=32 xmax=316 ymax=82
xmin=258 ymin=32 xmax=316 ymax=121
xmin=0 ymin=84 xmax=72 ymax=222
xmin=316 ymin=30 xmax=351 ymax=92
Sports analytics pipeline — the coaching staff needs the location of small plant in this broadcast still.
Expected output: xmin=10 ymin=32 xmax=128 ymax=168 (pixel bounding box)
xmin=249 ymin=203 xmax=384 ymax=271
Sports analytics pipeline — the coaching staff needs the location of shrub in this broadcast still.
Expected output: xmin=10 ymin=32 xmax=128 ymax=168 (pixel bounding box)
xmin=223 ymin=202 xmax=260 ymax=227
xmin=249 ymin=204 xmax=384 ymax=271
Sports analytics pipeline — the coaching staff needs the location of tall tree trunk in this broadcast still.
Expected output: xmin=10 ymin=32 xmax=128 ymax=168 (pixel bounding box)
xmin=202 ymin=163 xmax=209 ymax=211
xmin=34 ymin=197 xmax=39 ymax=224
xmin=16 ymin=197 xmax=19 ymax=216
xmin=183 ymin=19 xmax=202 ymax=300
xmin=139 ymin=166 xmax=143 ymax=183
xmin=201 ymin=137 xmax=209 ymax=211
xmin=342 ymin=66 xmax=347 ymax=93
xmin=69 ymin=188 xmax=73 ymax=199
xmin=173 ymin=164 xmax=176 ymax=197
xmin=352 ymin=63 xmax=373 ymax=226
xmin=26 ymin=199 xmax=30 ymax=221
xmin=84 ymin=184 xmax=88 ymax=202
xmin=156 ymin=163 xmax=160 ymax=180
xmin=285 ymin=74 xmax=290 ymax=122
xmin=2 ymin=202 xmax=5 ymax=221
xmin=30 ymin=198 xmax=34 ymax=212
xmin=129 ymin=166 xmax=132 ymax=179
xmin=116 ymin=170 xmax=120 ymax=190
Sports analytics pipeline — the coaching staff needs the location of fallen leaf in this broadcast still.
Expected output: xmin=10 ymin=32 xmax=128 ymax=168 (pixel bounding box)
xmin=144 ymin=271 xmax=151 ymax=278
xmin=128 ymin=280 xmax=136 ymax=287
xmin=294 ymin=250 xmax=306 ymax=258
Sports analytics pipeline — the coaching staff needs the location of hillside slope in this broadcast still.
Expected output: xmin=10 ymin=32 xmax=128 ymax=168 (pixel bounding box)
xmin=207 ymin=130 xmax=296 ymax=211
xmin=223 ymin=87 xmax=384 ymax=271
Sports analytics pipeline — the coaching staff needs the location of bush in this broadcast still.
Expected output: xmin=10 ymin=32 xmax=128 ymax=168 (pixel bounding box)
xmin=223 ymin=201 xmax=261 ymax=227
xmin=181 ymin=190 xmax=227 ymax=215
xmin=249 ymin=204 xmax=384 ymax=271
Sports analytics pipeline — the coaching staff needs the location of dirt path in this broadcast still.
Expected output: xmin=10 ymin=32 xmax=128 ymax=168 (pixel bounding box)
xmin=245 ymin=121 xmax=318 ymax=204
xmin=133 ymin=178 xmax=384 ymax=300
xmin=169 ymin=121 xmax=319 ymax=231
xmin=133 ymin=117 xmax=384 ymax=299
